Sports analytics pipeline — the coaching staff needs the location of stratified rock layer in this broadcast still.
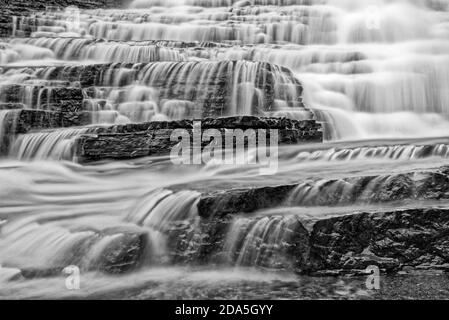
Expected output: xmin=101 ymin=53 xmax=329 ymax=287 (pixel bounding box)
xmin=1 ymin=61 xmax=309 ymax=118
xmin=1 ymin=0 xmax=125 ymax=37
xmin=188 ymin=166 xmax=449 ymax=274
xmin=76 ymin=116 xmax=323 ymax=162
xmin=307 ymin=207 xmax=449 ymax=274
xmin=0 ymin=109 xmax=92 ymax=154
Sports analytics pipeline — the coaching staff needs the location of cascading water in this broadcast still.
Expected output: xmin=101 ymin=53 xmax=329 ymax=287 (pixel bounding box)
xmin=8 ymin=127 xmax=91 ymax=161
xmin=9 ymin=0 xmax=449 ymax=140
xmin=223 ymin=214 xmax=306 ymax=269
xmin=9 ymin=38 xmax=186 ymax=63
xmin=1 ymin=0 xmax=449 ymax=299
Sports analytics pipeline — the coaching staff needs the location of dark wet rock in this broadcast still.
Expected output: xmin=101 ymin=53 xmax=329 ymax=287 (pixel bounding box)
xmin=415 ymin=171 xmax=449 ymax=199
xmin=76 ymin=117 xmax=322 ymax=162
xmin=19 ymin=267 xmax=63 ymax=279
xmin=5 ymin=61 xmax=310 ymax=117
xmin=1 ymin=0 xmax=126 ymax=37
xmin=197 ymin=166 xmax=449 ymax=219
xmin=307 ymin=207 xmax=449 ymax=274
xmin=0 ymin=109 xmax=92 ymax=154
xmin=0 ymin=103 xmax=24 ymax=110
xmin=0 ymin=84 xmax=84 ymax=112
xmin=95 ymin=228 xmax=147 ymax=274
xmin=192 ymin=206 xmax=449 ymax=274
xmin=198 ymin=184 xmax=297 ymax=218
xmin=191 ymin=217 xmax=231 ymax=265
xmin=82 ymin=116 xmax=320 ymax=133
xmin=371 ymin=174 xmax=415 ymax=202
xmin=165 ymin=221 xmax=205 ymax=264
xmin=2 ymin=109 xmax=91 ymax=134
xmin=288 ymin=219 xmax=312 ymax=272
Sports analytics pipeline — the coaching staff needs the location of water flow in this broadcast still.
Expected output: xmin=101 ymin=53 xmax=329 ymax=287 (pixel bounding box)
xmin=224 ymin=214 xmax=305 ymax=269
xmin=6 ymin=1 xmax=449 ymax=139
xmin=8 ymin=128 xmax=90 ymax=161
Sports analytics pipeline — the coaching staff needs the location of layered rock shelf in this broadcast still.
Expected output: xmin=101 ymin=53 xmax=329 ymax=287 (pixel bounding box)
xmin=0 ymin=109 xmax=91 ymax=154
xmin=6 ymin=165 xmax=449 ymax=279
xmin=174 ymin=165 xmax=449 ymax=274
xmin=0 ymin=61 xmax=308 ymax=117
xmin=76 ymin=116 xmax=323 ymax=162
xmin=0 ymin=83 xmax=84 ymax=112
xmin=196 ymin=166 xmax=449 ymax=218
xmin=192 ymin=206 xmax=449 ymax=275
xmin=1 ymin=0 xmax=125 ymax=37
xmin=2 ymin=109 xmax=91 ymax=133
xmin=3 ymin=226 xmax=148 ymax=279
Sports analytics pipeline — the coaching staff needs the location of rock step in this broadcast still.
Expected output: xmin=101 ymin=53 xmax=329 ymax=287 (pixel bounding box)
xmin=11 ymin=2 xmax=338 ymax=44
xmin=1 ymin=61 xmax=307 ymax=117
xmin=196 ymin=165 xmax=449 ymax=218
xmin=0 ymin=84 xmax=84 ymax=112
xmin=0 ymin=109 xmax=91 ymax=154
xmin=0 ymin=103 xmax=24 ymax=110
xmin=75 ymin=116 xmax=323 ymax=162
xmin=303 ymin=206 xmax=449 ymax=274
xmin=168 ymin=179 xmax=449 ymax=273
xmin=165 ymin=165 xmax=449 ymax=273
xmin=1 ymin=0 xmax=125 ymax=37
xmin=1 ymin=226 xmax=147 ymax=279
xmin=1 ymin=109 xmax=91 ymax=134
xmin=1 ymin=61 xmax=300 ymax=88
xmin=8 ymin=37 xmax=231 ymax=49
xmin=6 ymin=37 xmax=367 ymax=65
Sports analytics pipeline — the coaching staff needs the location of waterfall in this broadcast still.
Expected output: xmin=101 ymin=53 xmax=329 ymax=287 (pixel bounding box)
xmin=9 ymin=38 xmax=186 ymax=63
xmin=2 ymin=0 xmax=449 ymax=299
xmin=294 ymin=143 xmax=449 ymax=163
xmin=127 ymin=189 xmax=200 ymax=230
xmin=126 ymin=189 xmax=201 ymax=262
xmin=0 ymin=219 xmax=148 ymax=273
xmin=285 ymin=171 xmax=437 ymax=206
xmin=223 ymin=214 xmax=305 ymax=269
xmin=2 ymin=60 xmax=305 ymax=120
xmin=0 ymin=187 xmax=201 ymax=272
xmin=7 ymin=0 xmax=449 ymax=139
xmin=0 ymin=43 xmax=20 ymax=65
xmin=8 ymin=127 xmax=90 ymax=161
xmin=0 ymin=110 xmax=11 ymax=151
xmin=0 ymin=109 xmax=20 ymax=155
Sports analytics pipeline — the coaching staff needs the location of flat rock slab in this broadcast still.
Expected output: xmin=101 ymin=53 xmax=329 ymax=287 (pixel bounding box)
xmin=1 ymin=0 xmax=126 ymax=37
xmin=170 ymin=165 xmax=449 ymax=274
xmin=75 ymin=116 xmax=323 ymax=162
xmin=0 ymin=109 xmax=92 ymax=154
xmin=196 ymin=165 xmax=449 ymax=218
xmin=1 ymin=60 xmax=309 ymax=117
